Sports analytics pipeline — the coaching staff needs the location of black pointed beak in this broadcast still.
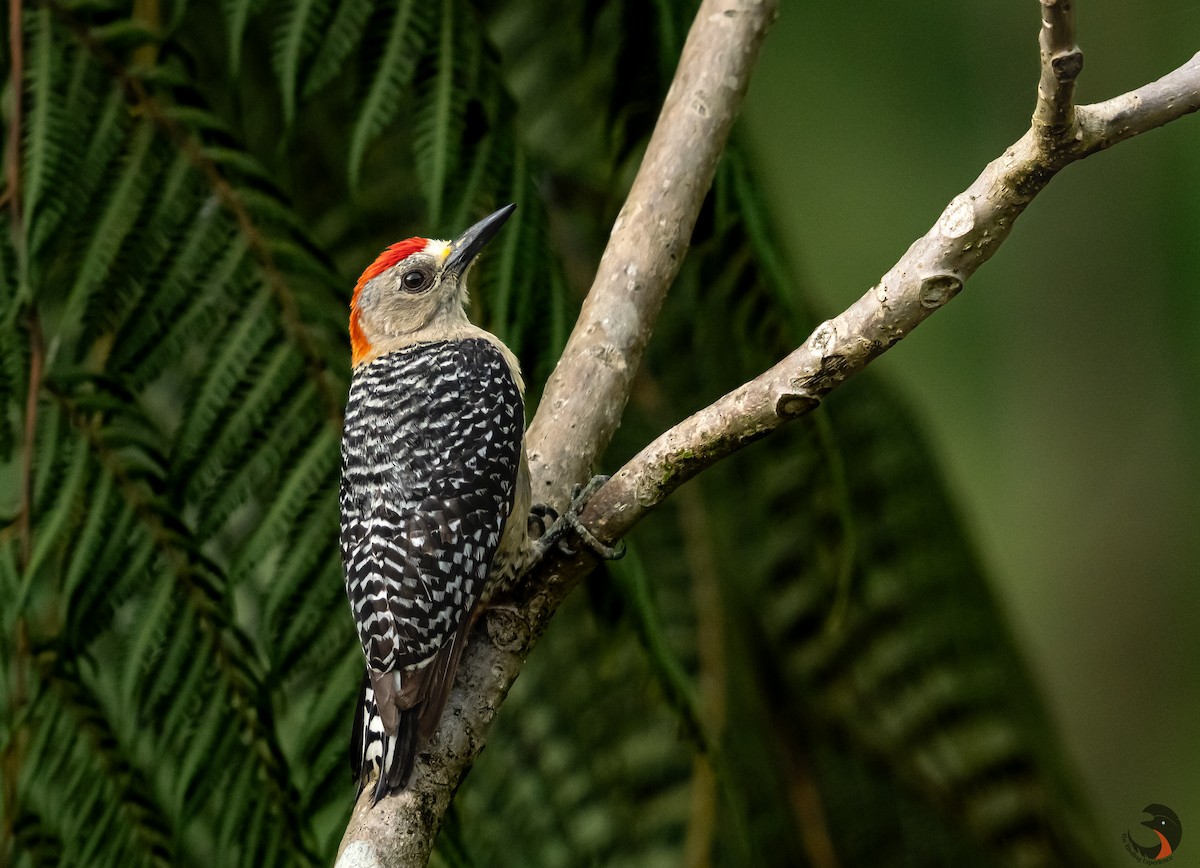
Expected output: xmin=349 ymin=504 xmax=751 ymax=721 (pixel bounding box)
xmin=444 ymin=204 xmax=515 ymax=278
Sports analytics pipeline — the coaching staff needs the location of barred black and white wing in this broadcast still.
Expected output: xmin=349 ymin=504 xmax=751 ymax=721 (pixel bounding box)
xmin=340 ymin=338 xmax=524 ymax=801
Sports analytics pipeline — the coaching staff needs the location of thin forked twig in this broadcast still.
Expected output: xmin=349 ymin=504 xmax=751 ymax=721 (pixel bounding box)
xmin=1034 ymin=0 xmax=1083 ymax=137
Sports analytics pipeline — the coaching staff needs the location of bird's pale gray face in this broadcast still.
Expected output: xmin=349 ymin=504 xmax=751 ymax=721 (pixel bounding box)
xmin=355 ymin=243 xmax=460 ymax=343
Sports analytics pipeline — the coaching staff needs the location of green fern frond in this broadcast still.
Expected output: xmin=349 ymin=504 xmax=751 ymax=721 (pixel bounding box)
xmin=222 ymin=0 xmax=269 ymax=77
xmin=262 ymin=510 xmax=342 ymax=657
xmin=411 ymin=0 xmax=473 ymax=227
xmin=85 ymin=153 xmax=207 ymax=347
xmin=1 ymin=11 xmax=348 ymax=860
xmin=469 ymin=138 xmax=572 ymax=385
xmin=114 ymin=233 xmax=247 ymax=388
xmin=118 ymin=573 xmax=179 ymax=704
xmin=186 ymin=342 xmax=300 ymax=486
xmin=21 ymin=7 xmax=62 ymax=251
xmin=283 ymin=649 xmax=359 ymax=807
xmin=29 ymin=399 xmax=69 ymax=531
xmin=229 ymin=423 xmax=338 ymax=580
xmin=30 ymin=83 xmax=129 ymax=265
xmin=193 ymin=379 xmax=323 ymax=538
xmin=171 ymin=288 xmax=273 ymax=471
xmin=23 ymin=11 xmax=127 ymax=270
xmin=20 ymin=431 xmax=88 ymax=593
xmin=10 ymin=812 xmax=64 ymax=868
xmin=64 ymin=501 xmax=144 ymax=643
xmin=347 ymin=0 xmax=433 ymax=188
xmin=476 ymin=144 xmax=526 ymax=345
xmin=453 ymin=596 xmax=694 ymax=866
xmin=23 ymin=662 xmax=178 ymax=866
xmin=729 ymin=386 xmax=1093 ymax=865
xmin=150 ymin=618 xmax=210 ymax=747
xmin=272 ymin=0 xmax=334 ymax=129
xmin=88 ymin=18 xmax=164 ymax=53
xmin=605 ymin=548 xmax=709 ymax=746
xmin=58 ymin=121 xmax=158 ymax=346
xmin=0 ymin=323 xmax=19 ymax=488
xmin=301 ymin=0 xmax=376 ymax=99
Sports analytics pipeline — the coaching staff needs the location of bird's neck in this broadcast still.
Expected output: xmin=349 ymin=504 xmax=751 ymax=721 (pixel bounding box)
xmin=356 ymin=323 xmax=525 ymax=395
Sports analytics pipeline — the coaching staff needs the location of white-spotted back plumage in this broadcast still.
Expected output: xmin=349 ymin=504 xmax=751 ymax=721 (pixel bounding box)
xmin=340 ymin=206 xmax=529 ymax=802
xmin=341 ymin=338 xmax=525 ymax=800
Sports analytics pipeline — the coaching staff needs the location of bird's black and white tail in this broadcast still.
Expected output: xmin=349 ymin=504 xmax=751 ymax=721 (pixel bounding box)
xmin=350 ymin=672 xmax=419 ymax=804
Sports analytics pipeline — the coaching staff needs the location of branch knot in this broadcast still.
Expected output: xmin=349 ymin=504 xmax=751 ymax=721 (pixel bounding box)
xmin=918 ymin=274 xmax=964 ymax=310
xmin=1051 ymin=48 xmax=1083 ymax=83
xmin=485 ymin=606 xmax=531 ymax=654
xmin=775 ymin=393 xmax=818 ymax=419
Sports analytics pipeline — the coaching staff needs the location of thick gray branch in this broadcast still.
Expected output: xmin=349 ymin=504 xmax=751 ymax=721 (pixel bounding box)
xmin=524 ymin=0 xmax=780 ymax=513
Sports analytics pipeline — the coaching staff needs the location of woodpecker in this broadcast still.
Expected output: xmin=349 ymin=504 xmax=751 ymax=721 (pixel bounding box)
xmin=340 ymin=204 xmax=533 ymax=803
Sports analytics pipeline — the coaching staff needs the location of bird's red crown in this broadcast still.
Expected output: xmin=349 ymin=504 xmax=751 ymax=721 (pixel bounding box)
xmin=350 ymin=237 xmax=429 ymax=366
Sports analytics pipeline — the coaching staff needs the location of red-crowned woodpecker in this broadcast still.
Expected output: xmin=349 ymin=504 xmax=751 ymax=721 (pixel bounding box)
xmin=340 ymin=205 xmax=532 ymax=803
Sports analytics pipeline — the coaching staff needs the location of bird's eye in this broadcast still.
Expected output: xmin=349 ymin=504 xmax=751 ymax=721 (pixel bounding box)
xmin=401 ymin=268 xmax=430 ymax=292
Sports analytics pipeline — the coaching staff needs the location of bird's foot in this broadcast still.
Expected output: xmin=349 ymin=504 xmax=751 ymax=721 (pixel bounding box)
xmin=528 ymin=502 xmax=558 ymax=541
xmin=533 ymin=475 xmax=625 ymax=561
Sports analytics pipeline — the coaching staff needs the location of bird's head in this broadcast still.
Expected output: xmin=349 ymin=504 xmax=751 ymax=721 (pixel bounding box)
xmin=1140 ymin=804 xmax=1182 ymax=846
xmin=350 ymin=204 xmax=515 ymax=366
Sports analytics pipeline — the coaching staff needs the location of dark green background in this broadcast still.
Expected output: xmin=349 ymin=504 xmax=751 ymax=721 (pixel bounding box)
xmin=744 ymin=3 xmax=1200 ymax=861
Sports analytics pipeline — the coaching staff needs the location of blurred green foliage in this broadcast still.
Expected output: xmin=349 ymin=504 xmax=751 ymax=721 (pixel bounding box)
xmin=0 ymin=0 xmax=1192 ymax=866
xmin=742 ymin=3 xmax=1200 ymax=861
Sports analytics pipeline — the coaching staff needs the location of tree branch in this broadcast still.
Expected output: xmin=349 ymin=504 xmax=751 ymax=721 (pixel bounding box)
xmin=338 ymin=1 xmax=1200 ymax=863
xmin=578 ymin=47 xmax=1200 ymax=547
xmin=1034 ymin=0 xmax=1082 ymax=139
xmin=524 ymin=0 xmax=780 ymax=513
